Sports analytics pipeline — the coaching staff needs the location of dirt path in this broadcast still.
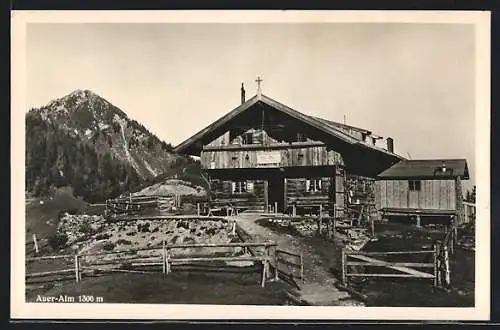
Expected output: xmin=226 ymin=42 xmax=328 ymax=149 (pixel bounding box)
xmin=233 ymin=214 xmax=364 ymax=306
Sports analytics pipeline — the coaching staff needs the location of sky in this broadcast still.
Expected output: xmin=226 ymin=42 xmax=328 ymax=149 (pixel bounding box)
xmin=26 ymin=23 xmax=476 ymax=190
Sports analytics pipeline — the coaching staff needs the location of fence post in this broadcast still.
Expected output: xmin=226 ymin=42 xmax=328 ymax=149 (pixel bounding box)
xmin=300 ymin=252 xmax=304 ymax=284
xmin=444 ymin=245 xmax=451 ymax=287
xmin=292 ymin=204 xmax=296 ymax=217
xmin=333 ymin=204 xmax=337 ymax=237
xmin=341 ymin=248 xmax=346 ymax=286
xmin=74 ymin=252 xmax=80 ymax=283
xmin=261 ymin=258 xmax=267 ymax=288
xmin=274 ymin=202 xmax=278 ymax=214
xmin=166 ymin=246 xmax=171 ymax=274
xmin=162 ymin=240 xmax=166 ymax=275
xmin=433 ymin=243 xmax=438 ymax=287
xmin=319 ymin=204 xmax=323 ymax=235
xmin=370 ymin=214 xmax=375 ymax=237
xmin=197 ymin=203 xmax=200 ymax=216
xmin=32 ymin=233 xmax=39 ymax=254
xmin=274 ymin=246 xmax=279 ymax=281
xmin=436 ymin=240 xmax=442 ymax=287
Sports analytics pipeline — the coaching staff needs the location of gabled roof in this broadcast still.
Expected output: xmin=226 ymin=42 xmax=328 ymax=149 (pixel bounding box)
xmin=173 ymin=93 xmax=404 ymax=161
xmin=377 ymin=159 xmax=470 ymax=180
xmin=309 ymin=116 xmax=372 ymax=135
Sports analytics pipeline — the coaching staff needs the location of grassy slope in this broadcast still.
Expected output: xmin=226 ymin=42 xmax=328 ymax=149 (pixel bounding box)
xmin=25 ymin=187 xmax=88 ymax=242
xmin=26 ymin=265 xmax=289 ymax=305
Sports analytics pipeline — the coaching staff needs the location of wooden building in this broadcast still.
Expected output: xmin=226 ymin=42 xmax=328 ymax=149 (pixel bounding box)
xmin=375 ymin=159 xmax=470 ymax=225
xmin=174 ymin=82 xmax=403 ymax=214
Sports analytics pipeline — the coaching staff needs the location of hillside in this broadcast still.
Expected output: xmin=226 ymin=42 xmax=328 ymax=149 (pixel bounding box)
xmin=25 ymin=89 xmax=200 ymax=202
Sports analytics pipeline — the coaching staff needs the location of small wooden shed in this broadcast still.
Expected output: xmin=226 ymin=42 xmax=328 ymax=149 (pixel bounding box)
xmin=375 ymin=159 xmax=470 ymax=224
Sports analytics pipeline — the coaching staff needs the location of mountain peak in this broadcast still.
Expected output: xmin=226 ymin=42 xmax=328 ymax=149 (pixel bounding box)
xmin=64 ymin=89 xmax=101 ymax=100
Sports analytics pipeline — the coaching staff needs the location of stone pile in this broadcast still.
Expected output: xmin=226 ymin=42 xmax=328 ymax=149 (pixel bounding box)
xmin=343 ymin=228 xmax=371 ymax=251
xmin=57 ymin=213 xmax=107 ymax=247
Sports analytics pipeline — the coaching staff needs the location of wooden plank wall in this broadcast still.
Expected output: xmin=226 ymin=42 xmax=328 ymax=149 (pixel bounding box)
xmin=209 ymin=179 xmax=266 ymax=210
xmin=201 ymin=147 xmax=343 ymax=169
xmin=375 ymin=180 xmax=456 ymax=211
xmin=285 ymin=177 xmax=332 ymax=209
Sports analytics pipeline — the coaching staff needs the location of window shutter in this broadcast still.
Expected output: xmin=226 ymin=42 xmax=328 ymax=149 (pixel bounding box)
xmin=306 ymin=180 xmax=311 ymax=192
xmin=247 ymin=181 xmax=254 ymax=193
xmin=231 ymin=182 xmax=236 ymax=193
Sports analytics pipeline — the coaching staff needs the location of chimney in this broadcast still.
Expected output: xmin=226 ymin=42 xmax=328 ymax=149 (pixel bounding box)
xmin=241 ymin=83 xmax=246 ymax=104
xmin=386 ymin=137 xmax=394 ymax=153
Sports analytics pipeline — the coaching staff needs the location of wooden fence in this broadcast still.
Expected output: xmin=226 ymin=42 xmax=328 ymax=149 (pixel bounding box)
xmin=25 ymin=241 xmax=279 ymax=287
xmin=341 ymin=248 xmax=440 ymax=287
xmin=275 ymin=248 xmax=304 ymax=285
xmin=106 ymin=194 xmax=210 ymax=217
xmin=462 ymin=201 xmax=476 ymax=225
xmin=341 ymin=224 xmax=455 ymax=289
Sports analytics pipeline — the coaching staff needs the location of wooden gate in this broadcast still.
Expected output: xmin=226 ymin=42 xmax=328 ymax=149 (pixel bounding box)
xmin=275 ymin=248 xmax=304 ymax=285
xmin=341 ymin=248 xmax=439 ymax=287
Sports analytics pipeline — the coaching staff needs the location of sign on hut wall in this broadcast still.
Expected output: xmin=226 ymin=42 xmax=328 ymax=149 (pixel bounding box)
xmin=256 ymin=151 xmax=282 ymax=167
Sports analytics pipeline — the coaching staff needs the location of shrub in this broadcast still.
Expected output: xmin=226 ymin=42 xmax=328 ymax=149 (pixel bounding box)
xmin=102 ymin=242 xmax=115 ymax=251
xmin=79 ymin=222 xmax=96 ymax=235
xmin=206 ymin=227 xmax=217 ymax=235
xmin=137 ymin=223 xmax=150 ymax=232
xmin=116 ymin=239 xmax=132 ymax=245
xmin=48 ymin=232 xmax=68 ymax=251
xmin=183 ymin=237 xmax=195 ymax=244
xmin=95 ymin=233 xmax=111 ymax=241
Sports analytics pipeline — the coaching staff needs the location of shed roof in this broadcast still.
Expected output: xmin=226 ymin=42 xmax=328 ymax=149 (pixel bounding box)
xmin=377 ymin=159 xmax=470 ymax=180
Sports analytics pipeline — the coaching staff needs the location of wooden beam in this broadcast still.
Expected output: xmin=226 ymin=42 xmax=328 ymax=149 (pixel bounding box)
xmin=348 ymin=254 xmax=434 ymax=279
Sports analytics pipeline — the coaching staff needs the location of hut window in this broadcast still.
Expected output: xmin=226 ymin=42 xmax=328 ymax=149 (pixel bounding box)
xmin=232 ymin=181 xmax=248 ymax=194
xmin=409 ymin=180 xmax=421 ymax=191
xmin=242 ymin=132 xmax=254 ymax=145
xmin=306 ymin=179 xmax=322 ymax=192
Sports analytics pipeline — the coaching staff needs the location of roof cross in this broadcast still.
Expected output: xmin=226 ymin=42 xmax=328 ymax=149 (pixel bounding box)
xmin=255 ymin=76 xmax=263 ymax=94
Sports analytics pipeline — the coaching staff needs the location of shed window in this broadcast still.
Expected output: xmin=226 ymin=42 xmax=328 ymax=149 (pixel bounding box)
xmin=409 ymin=180 xmax=421 ymax=191
xmin=306 ymin=179 xmax=322 ymax=193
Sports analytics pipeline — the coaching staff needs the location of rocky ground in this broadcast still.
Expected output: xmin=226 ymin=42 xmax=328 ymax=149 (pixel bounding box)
xmin=57 ymin=213 xmax=236 ymax=255
xmin=263 ymin=217 xmax=372 ymax=251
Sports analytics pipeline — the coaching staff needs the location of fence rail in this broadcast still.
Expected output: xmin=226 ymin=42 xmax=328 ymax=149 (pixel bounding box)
xmin=26 ymin=240 xmax=280 ymax=288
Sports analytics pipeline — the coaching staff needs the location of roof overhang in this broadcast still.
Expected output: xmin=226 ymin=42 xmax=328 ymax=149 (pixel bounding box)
xmin=173 ymin=93 xmax=405 ymax=166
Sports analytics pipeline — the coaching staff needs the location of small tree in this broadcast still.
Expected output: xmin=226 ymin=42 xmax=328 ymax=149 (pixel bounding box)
xmin=48 ymin=232 xmax=68 ymax=251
